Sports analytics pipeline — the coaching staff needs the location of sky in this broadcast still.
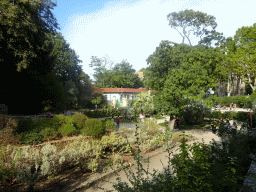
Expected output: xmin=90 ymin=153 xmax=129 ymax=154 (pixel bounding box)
xmin=51 ymin=0 xmax=256 ymax=82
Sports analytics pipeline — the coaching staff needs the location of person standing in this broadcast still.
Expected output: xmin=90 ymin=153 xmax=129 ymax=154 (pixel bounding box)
xmin=142 ymin=112 xmax=145 ymax=122
xmin=233 ymin=103 xmax=236 ymax=112
xmin=116 ymin=115 xmax=120 ymax=130
xmin=111 ymin=116 xmax=114 ymax=122
xmin=175 ymin=117 xmax=179 ymax=129
xmin=139 ymin=110 xmax=144 ymax=122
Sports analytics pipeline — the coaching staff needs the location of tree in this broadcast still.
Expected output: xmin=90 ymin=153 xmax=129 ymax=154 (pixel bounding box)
xmin=145 ymin=40 xmax=192 ymax=91
xmin=112 ymin=60 xmax=144 ymax=88
xmin=198 ymin=30 xmax=227 ymax=48
xmin=89 ymin=56 xmax=144 ymax=88
xmin=149 ymin=44 xmax=224 ymax=116
xmin=0 ymin=0 xmax=60 ymax=72
xmin=76 ymin=71 xmax=94 ymax=109
xmin=131 ymin=92 xmax=154 ymax=116
xmin=89 ymin=54 xmax=115 ymax=87
xmin=223 ymin=23 xmax=256 ymax=92
xmin=167 ymin=9 xmax=217 ymax=46
xmin=0 ymin=0 xmax=64 ymax=115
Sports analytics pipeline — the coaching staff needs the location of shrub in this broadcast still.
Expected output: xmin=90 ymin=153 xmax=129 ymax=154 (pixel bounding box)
xmin=58 ymin=123 xmax=76 ymax=136
xmin=88 ymin=158 xmax=98 ymax=172
xmin=180 ymin=101 xmax=205 ymax=125
xmin=40 ymin=127 xmax=62 ymax=142
xmin=81 ymin=119 xmax=105 ymax=138
xmin=19 ymin=131 xmax=43 ymax=145
xmin=105 ymin=119 xmax=115 ymax=130
xmin=33 ymin=118 xmax=55 ymax=129
xmin=16 ymin=118 xmax=35 ymax=134
xmin=138 ymin=118 xmax=161 ymax=137
xmin=72 ymin=113 xmax=88 ymax=130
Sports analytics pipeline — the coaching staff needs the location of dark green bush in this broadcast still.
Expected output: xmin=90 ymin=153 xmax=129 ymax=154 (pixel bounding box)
xmin=81 ymin=119 xmax=105 ymax=138
xmin=20 ymin=131 xmax=43 ymax=145
xmin=180 ymin=101 xmax=204 ymax=125
xmin=40 ymin=127 xmax=62 ymax=141
xmin=52 ymin=114 xmax=74 ymax=129
xmin=16 ymin=118 xmax=35 ymax=134
xmin=72 ymin=113 xmax=88 ymax=130
xmin=33 ymin=118 xmax=58 ymax=132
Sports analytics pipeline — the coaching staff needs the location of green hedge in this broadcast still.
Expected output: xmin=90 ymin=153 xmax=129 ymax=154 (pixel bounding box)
xmin=203 ymin=94 xmax=256 ymax=108
xmin=205 ymin=111 xmax=252 ymax=121
xmin=84 ymin=109 xmax=121 ymax=118
xmin=81 ymin=119 xmax=106 ymax=138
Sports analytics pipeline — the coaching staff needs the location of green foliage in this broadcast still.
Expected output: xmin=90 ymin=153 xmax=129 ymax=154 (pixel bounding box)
xmin=153 ymin=114 xmax=164 ymax=119
xmin=84 ymin=108 xmax=120 ymax=118
xmin=223 ymin=23 xmax=256 ymax=91
xmin=131 ymin=92 xmax=154 ymax=116
xmin=138 ymin=119 xmax=161 ymax=137
xmin=105 ymin=119 xmax=115 ymax=129
xmin=147 ymin=42 xmax=224 ymax=116
xmin=58 ymin=123 xmax=76 ymax=137
xmin=72 ymin=113 xmax=88 ymax=130
xmin=19 ymin=131 xmax=43 ymax=145
xmin=40 ymin=127 xmax=62 ymax=142
xmin=81 ymin=119 xmax=105 ymax=138
xmin=89 ymin=55 xmax=143 ymax=88
xmin=16 ymin=118 xmax=35 ymax=134
xmin=167 ymin=9 xmax=217 ymax=46
xmin=180 ymin=101 xmax=204 ymax=125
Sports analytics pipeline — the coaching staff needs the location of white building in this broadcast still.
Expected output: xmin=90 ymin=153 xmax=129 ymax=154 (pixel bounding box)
xmin=100 ymin=87 xmax=155 ymax=108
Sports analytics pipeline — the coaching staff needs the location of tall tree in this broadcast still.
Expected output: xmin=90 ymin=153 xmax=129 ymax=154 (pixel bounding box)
xmin=0 ymin=0 xmax=63 ymax=115
xmin=148 ymin=43 xmax=224 ymax=116
xmin=0 ymin=0 xmax=60 ymax=71
xmin=221 ymin=23 xmax=256 ymax=92
xmin=146 ymin=40 xmax=191 ymax=90
xmin=112 ymin=60 xmax=143 ymax=88
xmin=89 ymin=54 xmax=115 ymax=87
xmin=167 ymin=9 xmax=217 ymax=46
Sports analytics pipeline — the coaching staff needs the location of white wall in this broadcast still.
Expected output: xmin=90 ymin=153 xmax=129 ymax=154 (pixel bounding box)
xmin=103 ymin=92 xmax=139 ymax=107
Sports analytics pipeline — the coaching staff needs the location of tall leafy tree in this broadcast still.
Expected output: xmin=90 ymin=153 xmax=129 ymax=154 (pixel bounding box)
xmin=0 ymin=0 xmax=63 ymax=115
xmin=76 ymin=71 xmax=94 ymax=109
xmin=89 ymin=54 xmax=115 ymax=88
xmin=145 ymin=40 xmax=191 ymax=90
xmin=0 ymin=0 xmax=60 ymax=71
xmin=223 ymin=23 xmax=256 ymax=92
xmin=148 ymin=43 xmax=224 ymax=116
xmin=112 ymin=60 xmax=143 ymax=88
xmin=167 ymin=9 xmax=217 ymax=46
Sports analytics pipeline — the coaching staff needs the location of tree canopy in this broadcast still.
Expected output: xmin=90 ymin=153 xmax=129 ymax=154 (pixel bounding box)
xmin=167 ymin=9 xmax=217 ymax=46
xmin=0 ymin=0 xmax=95 ymax=114
xmin=146 ymin=41 xmax=225 ymax=116
xmin=222 ymin=23 xmax=256 ymax=91
xmin=89 ymin=56 xmax=143 ymax=88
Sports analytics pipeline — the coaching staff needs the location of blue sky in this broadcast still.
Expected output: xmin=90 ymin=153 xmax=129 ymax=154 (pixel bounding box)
xmin=51 ymin=0 xmax=256 ymax=81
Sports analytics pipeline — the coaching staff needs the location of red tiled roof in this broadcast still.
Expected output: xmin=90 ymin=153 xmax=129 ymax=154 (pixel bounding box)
xmin=100 ymin=88 xmax=156 ymax=94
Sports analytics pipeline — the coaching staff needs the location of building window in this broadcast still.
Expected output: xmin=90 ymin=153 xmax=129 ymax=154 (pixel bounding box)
xmin=127 ymin=95 xmax=129 ymax=99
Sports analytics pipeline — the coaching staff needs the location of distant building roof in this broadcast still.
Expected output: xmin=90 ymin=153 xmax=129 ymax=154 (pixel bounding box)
xmin=100 ymin=88 xmax=155 ymax=94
